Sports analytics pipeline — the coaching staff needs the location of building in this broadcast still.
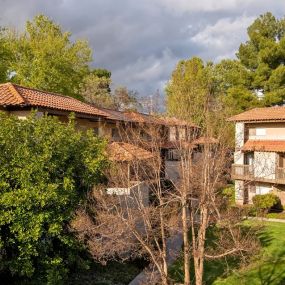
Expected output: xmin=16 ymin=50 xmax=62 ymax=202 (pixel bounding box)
xmin=229 ymin=106 xmax=285 ymax=205
xmin=0 ymin=82 xmax=201 ymax=204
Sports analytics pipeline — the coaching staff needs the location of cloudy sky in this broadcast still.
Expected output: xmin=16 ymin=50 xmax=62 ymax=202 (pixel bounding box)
xmin=0 ymin=0 xmax=285 ymax=97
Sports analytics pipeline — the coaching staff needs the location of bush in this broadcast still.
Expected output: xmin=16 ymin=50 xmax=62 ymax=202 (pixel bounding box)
xmin=221 ymin=184 xmax=235 ymax=206
xmin=252 ymin=193 xmax=280 ymax=215
xmin=0 ymin=113 xmax=107 ymax=284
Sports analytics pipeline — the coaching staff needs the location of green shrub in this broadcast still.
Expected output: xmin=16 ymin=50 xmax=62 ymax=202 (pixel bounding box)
xmin=252 ymin=193 xmax=280 ymax=215
xmin=0 ymin=112 xmax=107 ymax=284
xmin=222 ymin=184 xmax=235 ymax=206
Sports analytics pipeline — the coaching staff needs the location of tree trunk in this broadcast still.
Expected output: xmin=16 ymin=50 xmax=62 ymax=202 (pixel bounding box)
xmin=182 ymin=198 xmax=191 ymax=285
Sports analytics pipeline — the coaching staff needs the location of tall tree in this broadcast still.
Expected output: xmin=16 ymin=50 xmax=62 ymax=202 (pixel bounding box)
xmin=237 ymin=12 xmax=285 ymax=105
xmin=113 ymin=86 xmax=140 ymax=111
xmin=213 ymin=59 xmax=261 ymax=116
xmin=79 ymin=69 xmax=115 ymax=108
xmin=0 ymin=28 xmax=11 ymax=83
xmin=4 ymin=15 xmax=92 ymax=99
xmin=166 ymin=57 xmax=215 ymax=127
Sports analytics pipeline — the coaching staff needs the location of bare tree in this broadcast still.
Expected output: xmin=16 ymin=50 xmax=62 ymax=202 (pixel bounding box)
xmin=71 ymin=112 xmax=259 ymax=285
xmin=71 ymin=121 xmax=181 ymax=285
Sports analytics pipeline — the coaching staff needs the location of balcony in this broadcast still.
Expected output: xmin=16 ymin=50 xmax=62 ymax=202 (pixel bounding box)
xmin=232 ymin=164 xmax=285 ymax=185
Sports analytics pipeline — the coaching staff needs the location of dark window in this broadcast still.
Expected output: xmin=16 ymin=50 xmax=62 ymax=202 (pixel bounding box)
xmin=93 ymin=127 xmax=99 ymax=136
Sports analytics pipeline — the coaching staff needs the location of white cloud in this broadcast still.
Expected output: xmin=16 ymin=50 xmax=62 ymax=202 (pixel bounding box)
xmin=0 ymin=0 xmax=285 ymax=95
xmin=190 ymin=15 xmax=255 ymax=61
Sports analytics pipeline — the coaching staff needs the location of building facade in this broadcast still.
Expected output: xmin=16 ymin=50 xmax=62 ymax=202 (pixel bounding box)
xmin=0 ymin=83 xmax=202 ymax=204
xmin=229 ymin=107 xmax=285 ymax=205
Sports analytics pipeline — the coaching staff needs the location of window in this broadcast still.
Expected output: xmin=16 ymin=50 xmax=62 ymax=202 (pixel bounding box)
xmin=111 ymin=128 xmax=120 ymax=141
xmin=279 ymin=153 xmax=285 ymax=168
xmin=93 ymin=127 xmax=99 ymax=136
xmin=256 ymin=128 xmax=266 ymax=136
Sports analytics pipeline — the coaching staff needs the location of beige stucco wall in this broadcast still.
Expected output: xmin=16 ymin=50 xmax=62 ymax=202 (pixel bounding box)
xmin=169 ymin=126 xmax=176 ymax=141
xmin=9 ymin=110 xmax=43 ymax=120
xmin=248 ymin=122 xmax=285 ymax=140
xmin=234 ymin=122 xmax=244 ymax=165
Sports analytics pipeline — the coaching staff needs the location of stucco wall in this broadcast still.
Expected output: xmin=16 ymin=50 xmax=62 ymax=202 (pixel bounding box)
xmin=235 ymin=180 xmax=244 ymax=204
xmin=248 ymin=122 xmax=285 ymax=140
xmin=9 ymin=110 xmax=43 ymax=120
xmin=234 ymin=123 xmax=244 ymax=165
xmin=253 ymin=151 xmax=276 ymax=179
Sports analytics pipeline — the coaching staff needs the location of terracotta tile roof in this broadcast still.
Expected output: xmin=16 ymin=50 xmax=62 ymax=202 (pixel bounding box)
xmin=0 ymin=83 xmax=108 ymax=117
xmin=242 ymin=140 xmax=285 ymax=152
xmin=228 ymin=107 xmax=285 ymax=122
xmin=123 ymin=111 xmax=166 ymax=125
xmin=99 ymin=107 xmax=132 ymax=122
xmin=108 ymin=142 xmax=155 ymax=161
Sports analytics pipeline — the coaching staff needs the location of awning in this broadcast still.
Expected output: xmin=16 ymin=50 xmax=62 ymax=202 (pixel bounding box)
xmin=242 ymin=140 xmax=285 ymax=152
xmin=108 ymin=142 xmax=155 ymax=162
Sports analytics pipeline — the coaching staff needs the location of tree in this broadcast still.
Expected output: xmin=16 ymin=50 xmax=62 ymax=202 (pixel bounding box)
xmin=237 ymin=12 xmax=285 ymax=105
xmin=71 ymin=123 xmax=179 ymax=285
xmin=79 ymin=70 xmax=115 ymax=108
xmin=113 ymin=86 xmax=140 ymax=111
xmin=166 ymin=57 xmax=215 ymax=127
xmin=0 ymin=113 xmax=107 ymax=284
xmin=0 ymin=28 xmax=10 ymax=83
xmin=4 ymin=15 xmax=92 ymax=99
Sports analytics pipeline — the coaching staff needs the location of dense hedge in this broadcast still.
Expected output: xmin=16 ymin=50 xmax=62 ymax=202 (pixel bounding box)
xmin=0 ymin=112 xmax=107 ymax=284
xmin=252 ymin=193 xmax=281 ymax=214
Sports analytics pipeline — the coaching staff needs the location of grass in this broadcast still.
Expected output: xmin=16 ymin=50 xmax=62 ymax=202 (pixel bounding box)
xmin=170 ymin=221 xmax=285 ymax=285
xmin=266 ymin=212 xmax=285 ymax=220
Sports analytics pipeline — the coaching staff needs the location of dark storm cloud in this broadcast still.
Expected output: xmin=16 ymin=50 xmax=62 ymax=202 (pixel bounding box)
xmin=0 ymin=0 xmax=285 ymax=96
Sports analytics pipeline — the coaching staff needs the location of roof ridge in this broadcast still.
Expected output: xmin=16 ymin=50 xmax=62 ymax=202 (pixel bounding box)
xmin=5 ymin=83 xmax=25 ymax=104
xmin=10 ymin=83 xmax=110 ymax=117
xmin=11 ymin=83 xmax=80 ymax=100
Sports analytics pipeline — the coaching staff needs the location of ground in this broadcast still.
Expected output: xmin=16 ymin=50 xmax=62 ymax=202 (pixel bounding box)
xmin=170 ymin=221 xmax=285 ymax=285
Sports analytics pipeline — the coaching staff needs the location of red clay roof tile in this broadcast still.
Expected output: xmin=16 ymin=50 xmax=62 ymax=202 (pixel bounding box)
xmin=228 ymin=107 xmax=285 ymax=122
xmin=0 ymin=83 xmax=108 ymax=117
xmin=242 ymin=140 xmax=285 ymax=152
xmin=108 ymin=142 xmax=155 ymax=161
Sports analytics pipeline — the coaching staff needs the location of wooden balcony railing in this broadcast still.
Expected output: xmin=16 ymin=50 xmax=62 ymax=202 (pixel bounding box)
xmin=232 ymin=164 xmax=254 ymax=178
xmin=232 ymin=164 xmax=285 ymax=184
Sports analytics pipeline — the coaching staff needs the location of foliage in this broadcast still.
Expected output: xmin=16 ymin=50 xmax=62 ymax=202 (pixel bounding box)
xmin=0 ymin=112 xmax=107 ymax=284
xmin=266 ymin=212 xmax=285 ymax=220
xmin=113 ymin=86 xmax=140 ymax=111
xmin=221 ymin=185 xmax=235 ymax=206
xmin=252 ymin=193 xmax=280 ymax=214
xmin=3 ymin=15 xmax=92 ymax=99
xmin=236 ymin=12 xmax=285 ymax=106
xmin=0 ymin=28 xmax=11 ymax=83
xmin=79 ymin=72 xmax=114 ymax=108
xmin=165 ymin=57 xmax=215 ymax=126
xmin=92 ymin=68 xmax=111 ymax=79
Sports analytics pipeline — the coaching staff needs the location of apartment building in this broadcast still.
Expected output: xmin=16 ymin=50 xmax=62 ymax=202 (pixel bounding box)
xmin=229 ymin=107 xmax=285 ymax=205
xmin=0 ymin=83 xmax=201 ymax=204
